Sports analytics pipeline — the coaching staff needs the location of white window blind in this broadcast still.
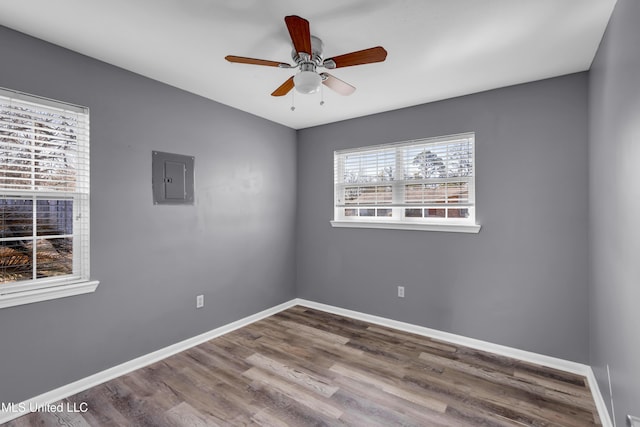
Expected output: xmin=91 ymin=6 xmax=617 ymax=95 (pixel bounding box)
xmin=0 ymin=88 xmax=91 ymax=293
xmin=333 ymin=133 xmax=478 ymax=232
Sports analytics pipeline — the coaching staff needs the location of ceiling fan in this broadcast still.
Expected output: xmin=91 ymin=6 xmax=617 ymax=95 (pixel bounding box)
xmin=225 ymin=15 xmax=387 ymax=97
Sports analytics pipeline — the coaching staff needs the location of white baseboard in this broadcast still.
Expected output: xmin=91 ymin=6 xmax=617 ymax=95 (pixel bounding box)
xmin=1 ymin=298 xmax=612 ymax=427
xmin=585 ymin=366 xmax=614 ymax=427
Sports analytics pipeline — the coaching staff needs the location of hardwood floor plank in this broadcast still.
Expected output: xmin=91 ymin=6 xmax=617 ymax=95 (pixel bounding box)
xmin=516 ymin=359 xmax=589 ymax=387
xmin=514 ymin=368 xmax=593 ymax=399
xmin=46 ymin=411 xmax=90 ymax=427
xmin=245 ymin=353 xmax=338 ymax=398
xmin=243 ymin=367 xmax=343 ymax=419
xmin=69 ymin=385 xmax=134 ymax=427
xmin=250 ymin=408 xmax=291 ymax=427
xmin=155 ymin=366 xmax=240 ymax=424
xmin=101 ymin=379 xmax=173 ymax=426
xmin=164 ymin=402 xmax=215 ymax=427
xmin=332 ymin=375 xmax=456 ymax=427
xmin=247 ymin=378 xmax=340 ymax=426
xmin=278 ymin=320 xmax=351 ymax=345
xmin=261 ymin=325 xmax=365 ymax=360
xmin=366 ymin=324 xmax=459 ymax=354
xmin=329 ymin=362 xmax=448 ymax=413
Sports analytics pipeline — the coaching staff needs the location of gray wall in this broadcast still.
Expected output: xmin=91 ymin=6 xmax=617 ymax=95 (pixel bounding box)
xmin=297 ymin=73 xmax=590 ymax=363
xmin=0 ymin=26 xmax=297 ymax=403
xmin=589 ymin=0 xmax=640 ymax=423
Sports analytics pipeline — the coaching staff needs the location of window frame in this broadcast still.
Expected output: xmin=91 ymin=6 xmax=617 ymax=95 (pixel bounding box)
xmin=331 ymin=133 xmax=481 ymax=233
xmin=0 ymin=87 xmax=98 ymax=308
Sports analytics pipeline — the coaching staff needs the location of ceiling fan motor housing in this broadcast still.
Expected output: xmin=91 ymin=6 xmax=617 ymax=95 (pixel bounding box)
xmin=292 ymin=35 xmax=325 ymax=66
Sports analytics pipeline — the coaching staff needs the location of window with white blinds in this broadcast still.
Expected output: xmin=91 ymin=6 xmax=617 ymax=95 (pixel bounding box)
xmin=0 ymin=87 xmax=94 ymax=302
xmin=332 ymin=133 xmax=479 ymax=232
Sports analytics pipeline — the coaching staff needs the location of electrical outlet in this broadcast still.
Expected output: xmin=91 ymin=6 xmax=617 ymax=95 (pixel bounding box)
xmin=196 ymin=294 xmax=204 ymax=309
xmin=398 ymin=286 xmax=405 ymax=298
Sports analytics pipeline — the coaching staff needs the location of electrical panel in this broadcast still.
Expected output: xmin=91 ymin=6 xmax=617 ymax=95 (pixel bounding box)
xmin=152 ymin=151 xmax=195 ymax=205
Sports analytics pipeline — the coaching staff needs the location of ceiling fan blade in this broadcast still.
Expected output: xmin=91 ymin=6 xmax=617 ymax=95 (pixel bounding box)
xmin=225 ymin=55 xmax=289 ymax=67
xmin=271 ymin=76 xmax=295 ymax=97
xmin=321 ymin=73 xmax=356 ymax=96
xmin=324 ymin=46 xmax=388 ymax=69
xmin=285 ymin=15 xmax=312 ymax=56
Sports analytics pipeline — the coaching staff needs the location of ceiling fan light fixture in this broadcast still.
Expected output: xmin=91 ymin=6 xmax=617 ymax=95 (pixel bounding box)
xmin=293 ymin=70 xmax=321 ymax=94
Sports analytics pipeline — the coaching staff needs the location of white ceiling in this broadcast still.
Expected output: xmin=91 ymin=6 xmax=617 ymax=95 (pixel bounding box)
xmin=0 ymin=0 xmax=617 ymax=130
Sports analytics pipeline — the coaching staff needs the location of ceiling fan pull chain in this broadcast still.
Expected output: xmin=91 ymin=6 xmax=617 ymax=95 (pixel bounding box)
xmin=290 ymin=90 xmax=296 ymax=111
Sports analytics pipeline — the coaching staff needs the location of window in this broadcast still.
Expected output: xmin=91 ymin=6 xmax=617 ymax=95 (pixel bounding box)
xmin=332 ymin=133 xmax=480 ymax=233
xmin=0 ymin=88 xmax=98 ymax=308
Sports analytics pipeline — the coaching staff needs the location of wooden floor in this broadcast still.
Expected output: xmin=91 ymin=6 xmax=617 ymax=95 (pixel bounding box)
xmin=6 ymin=306 xmax=601 ymax=426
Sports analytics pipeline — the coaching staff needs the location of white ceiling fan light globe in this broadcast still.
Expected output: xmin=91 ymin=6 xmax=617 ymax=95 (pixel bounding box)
xmin=293 ymin=71 xmax=321 ymax=94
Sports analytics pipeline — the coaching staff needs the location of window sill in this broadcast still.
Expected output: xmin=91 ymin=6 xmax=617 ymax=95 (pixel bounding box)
xmin=330 ymin=220 xmax=481 ymax=233
xmin=0 ymin=280 xmax=100 ymax=309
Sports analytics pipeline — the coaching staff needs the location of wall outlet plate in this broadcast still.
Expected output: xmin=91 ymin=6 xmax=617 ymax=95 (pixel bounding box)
xmin=398 ymin=286 xmax=405 ymax=298
xmin=196 ymin=294 xmax=204 ymax=309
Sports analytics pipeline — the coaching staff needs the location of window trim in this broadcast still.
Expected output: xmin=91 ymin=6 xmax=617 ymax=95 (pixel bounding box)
xmin=0 ymin=87 xmax=98 ymax=308
xmin=0 ymin=279 xmax=99 ymax=309
xmin=330 ymin=220 xmax=481 ymax=233
xmin=332 ymin=133 xmax=480 ymax=233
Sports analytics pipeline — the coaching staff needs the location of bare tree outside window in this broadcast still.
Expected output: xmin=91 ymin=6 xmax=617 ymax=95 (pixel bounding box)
xmin=412 ymin=150 xmax=447 ymax=178
xmin=1 ymin=93 xmax=89 ymax=286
